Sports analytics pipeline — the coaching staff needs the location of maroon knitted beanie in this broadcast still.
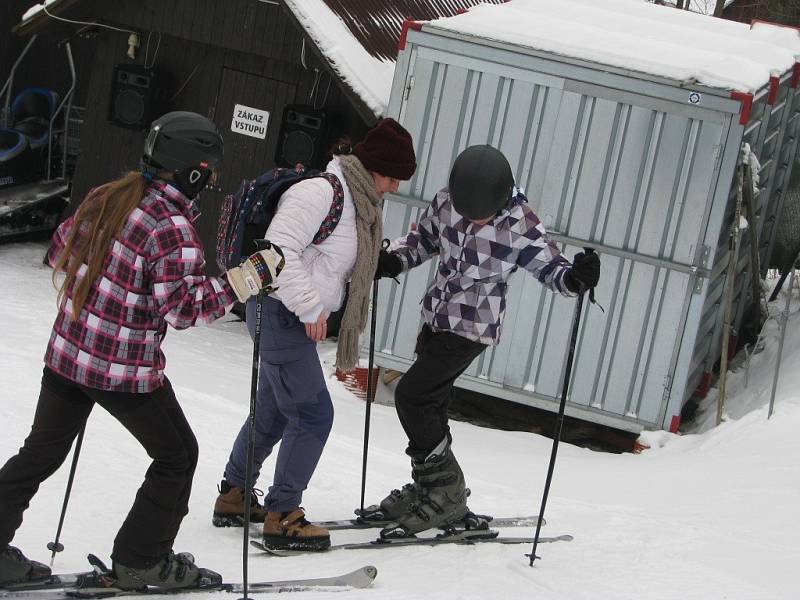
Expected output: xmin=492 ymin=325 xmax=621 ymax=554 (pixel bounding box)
xmin=353 ymin=118 xmax=416 ymax=180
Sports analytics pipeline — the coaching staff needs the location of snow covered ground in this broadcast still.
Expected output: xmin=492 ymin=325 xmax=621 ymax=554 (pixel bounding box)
xmin=1 ymin=240 xmax=798 ymax=600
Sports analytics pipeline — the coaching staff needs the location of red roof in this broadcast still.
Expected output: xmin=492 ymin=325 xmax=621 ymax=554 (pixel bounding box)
xmin=321 ymin=0 xmax=508 ymax=61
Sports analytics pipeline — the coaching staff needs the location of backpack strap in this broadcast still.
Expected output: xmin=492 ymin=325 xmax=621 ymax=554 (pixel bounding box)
xmin=312 ymin=172 xmax=344 ymax=245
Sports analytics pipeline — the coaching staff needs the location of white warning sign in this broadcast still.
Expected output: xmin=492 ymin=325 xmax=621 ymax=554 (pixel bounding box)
xmin=231 ymin=104 xmax=269 ymax=139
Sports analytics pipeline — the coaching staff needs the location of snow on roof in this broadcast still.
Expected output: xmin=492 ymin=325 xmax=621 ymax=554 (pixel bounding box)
xmin=425 ymin=0 xmax=800 ymax=94
xmin=283 ymin=0 xmax=396 ymax=118
xmin=21 ymin=0 xmax=61 ymax=23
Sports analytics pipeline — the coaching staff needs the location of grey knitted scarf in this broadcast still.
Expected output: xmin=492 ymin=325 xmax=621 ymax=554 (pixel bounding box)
xmin=335 ymin=154 xmax=383 ymax=372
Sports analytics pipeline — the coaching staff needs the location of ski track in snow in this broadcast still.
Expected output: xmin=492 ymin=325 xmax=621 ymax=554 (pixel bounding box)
xmin=1 ymin=241 xmax=798 ymax=600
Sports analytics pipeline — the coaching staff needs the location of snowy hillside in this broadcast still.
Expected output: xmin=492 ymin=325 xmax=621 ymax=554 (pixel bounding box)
xmin=1 ymin=240 xmax=798 ymax=600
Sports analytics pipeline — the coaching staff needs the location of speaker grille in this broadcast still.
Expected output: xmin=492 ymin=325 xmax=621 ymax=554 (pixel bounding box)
xmin=108 ymin=65 xmax=157 ymax=130
xmin=275 ymin=105 xmax=327 ymax=168
xmin=113 ymin=90 xmax=146 ymax=125
xmin=281 ymin=130 xmax=315 ymax=166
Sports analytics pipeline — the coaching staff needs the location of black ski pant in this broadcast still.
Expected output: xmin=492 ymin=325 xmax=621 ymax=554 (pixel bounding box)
xmin=394 ymin=325 xmax=487 ymax=459
xmin=0 ymin=367 xmax=198 ymax=568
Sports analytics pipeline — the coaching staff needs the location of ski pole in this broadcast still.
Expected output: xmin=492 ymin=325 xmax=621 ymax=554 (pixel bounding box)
xmin=47 ymin=423 xmax=85 ymax=564
xmin=359 ymin=276 xmax=380 ymax=513
xmin=527 ymin=249 xmax=594 ymax=566
xmin=240 ymin=241 xmax=270 ymax=600
xmin=768 ymin=253 xmax=799 ymax=419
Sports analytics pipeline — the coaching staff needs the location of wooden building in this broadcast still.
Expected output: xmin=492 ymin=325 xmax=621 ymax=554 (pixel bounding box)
xmin=8 ymin=0 xmax=501 ymax=270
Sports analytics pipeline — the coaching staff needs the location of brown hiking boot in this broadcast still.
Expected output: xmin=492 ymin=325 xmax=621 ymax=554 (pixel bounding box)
xmin=262 ymin=508 xmax=331 ymax=551
xmin=212 ymin=480 xmax=267 ymax=527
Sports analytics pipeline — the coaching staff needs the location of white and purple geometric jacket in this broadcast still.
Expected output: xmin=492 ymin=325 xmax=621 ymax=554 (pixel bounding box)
xmin=392 ymin=187 xmax=575 ymax=346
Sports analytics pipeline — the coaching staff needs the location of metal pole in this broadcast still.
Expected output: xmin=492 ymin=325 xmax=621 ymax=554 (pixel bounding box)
xmin=62 ymin=42 xmax=76 ymax=181
xmin=742 ymin=161 xmax=764 ymax=331
xmin=768 ymin=261 xmax=798 ymax=419
xmin=1 ymin=34 xmax=38 ymax=127
xmin=528 ymin=251 xmax=593 ymax=566
xmin=718 ymin=164 xmax=745 ymax=425
xmin=47 ymin=42 xmax=76 ymax=182
xmin=359 ymin=278 xmax=379 ymax=512
xmin=46 ymin=424 xmax=85 ymax=565
xmin=240 ymin=289 xmax=264 ymax=600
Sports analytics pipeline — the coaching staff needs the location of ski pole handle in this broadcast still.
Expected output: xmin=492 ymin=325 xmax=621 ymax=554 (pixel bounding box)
xmin=580 ymin=247 xmax=604 ymax=312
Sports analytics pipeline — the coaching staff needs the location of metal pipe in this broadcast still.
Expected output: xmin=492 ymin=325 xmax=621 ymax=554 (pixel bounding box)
xmin=717 ymin=164 xmax=745 ymax=425
xmin=1 ymin=34 xmax=38 ymax=128
xmin=62 ymin=43 xmax=76 ymax=180
xmin=47 ymin=42 xmax=76 ymax=181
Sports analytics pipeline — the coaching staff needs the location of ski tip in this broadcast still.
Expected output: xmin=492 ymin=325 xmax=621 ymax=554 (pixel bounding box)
xmin=249 ymin=540 xmax=267 ymax=551
xmin=86 ymin=554 xmax=110 ymax=573
xmin=346 ymin=565 xmax=377 ymax=588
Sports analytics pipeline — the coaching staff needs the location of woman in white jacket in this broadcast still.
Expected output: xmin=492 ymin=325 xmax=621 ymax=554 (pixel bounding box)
xmin=214 ymin=118 xmax=416 ymax=551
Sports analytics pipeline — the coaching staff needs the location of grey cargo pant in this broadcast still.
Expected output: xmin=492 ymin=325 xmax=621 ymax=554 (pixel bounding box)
xmin=223 ymin=296 xmax=334 ymax=512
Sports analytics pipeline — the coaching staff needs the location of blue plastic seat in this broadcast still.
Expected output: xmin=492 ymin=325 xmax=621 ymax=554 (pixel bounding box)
xmin=0 ymin=129 xmax=29 ymax=161
xmin=10 ymin=87 xmax=59 ymax=150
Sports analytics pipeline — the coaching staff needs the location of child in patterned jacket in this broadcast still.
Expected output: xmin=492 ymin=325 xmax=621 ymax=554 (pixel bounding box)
xmin=0 ymin=112 xmax=282 ymax=590
xmin=372 ymin=144 xmax=600 ymax=537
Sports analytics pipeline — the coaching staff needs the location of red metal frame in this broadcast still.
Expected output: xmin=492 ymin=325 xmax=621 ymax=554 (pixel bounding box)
xmin=398 ymin=19 xmax=423 ymax=51
xmin=730 ymin=91 xmax=753 ymax=125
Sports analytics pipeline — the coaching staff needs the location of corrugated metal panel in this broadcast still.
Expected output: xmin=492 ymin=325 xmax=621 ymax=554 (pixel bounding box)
xmin=691 ymin=74 xmax=800 ymax=405
xmin=373 ymin=31 xmax=758 ymax=433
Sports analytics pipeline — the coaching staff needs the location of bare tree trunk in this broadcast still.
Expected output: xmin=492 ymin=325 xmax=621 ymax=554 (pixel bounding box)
xmin=714 ymin=0 xmax=727 ymax=16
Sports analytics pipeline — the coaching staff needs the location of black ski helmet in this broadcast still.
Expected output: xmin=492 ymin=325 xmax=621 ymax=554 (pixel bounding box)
xmin=141 ymin=111 xmax=224 ymax=198
xmin=448 ymin=145 xmax=514 ymax=220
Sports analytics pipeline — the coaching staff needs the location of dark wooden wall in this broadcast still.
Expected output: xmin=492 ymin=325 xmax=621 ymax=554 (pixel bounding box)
xmin=36 ymin=0 xmax=371 ymax=271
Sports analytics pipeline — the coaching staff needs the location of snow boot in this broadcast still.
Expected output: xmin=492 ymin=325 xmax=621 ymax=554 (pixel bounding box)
xmin=381 ymin=437 xmax=468 ymax=538
xmin=212 ymin=480 xmax=267 ymax=527
xmin=262 ymin=508 xmax=331 ymax=551
xmin=112 ymin=551 xmax=220 ymax=590
xmin=0 ymin=546 xmax=51 ymax=586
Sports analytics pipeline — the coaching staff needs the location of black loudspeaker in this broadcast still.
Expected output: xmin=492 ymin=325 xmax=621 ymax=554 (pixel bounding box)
xmin=108 ymin=64 xmax=158 ymax=130
xmin=275 ymin=104 xmax=327 ymax=168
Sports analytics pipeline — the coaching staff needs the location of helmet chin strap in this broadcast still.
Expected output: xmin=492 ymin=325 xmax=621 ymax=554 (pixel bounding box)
xmin=173 ymin=166 xmax=211 ymax=199
xmin=139 ymin=155 xmax=212 ymax=199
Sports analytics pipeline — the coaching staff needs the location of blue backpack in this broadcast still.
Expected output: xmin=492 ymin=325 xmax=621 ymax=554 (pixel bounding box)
xmin=216 ymin=165 xmax=344 ymax=271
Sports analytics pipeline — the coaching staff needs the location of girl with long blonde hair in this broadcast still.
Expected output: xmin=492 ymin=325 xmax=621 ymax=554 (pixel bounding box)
xmin=0 ymin=112 xmax=282 ymax=590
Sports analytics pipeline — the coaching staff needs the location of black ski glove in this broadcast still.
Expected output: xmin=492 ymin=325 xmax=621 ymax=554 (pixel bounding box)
xmin=565 ymin=251 xmax=600 ymax=293
xmin=374 ymin=249 xmax=403 ymax=280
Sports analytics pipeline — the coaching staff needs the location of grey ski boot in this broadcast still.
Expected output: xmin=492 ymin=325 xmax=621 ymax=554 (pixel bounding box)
xmin=377 ymin=481 xmax=421 ymax=521
xmin=380 ymin=437 xmax=468 ymax=538
xmin=357 ymin=457 xmax=423 ymax=522
xmin=0 ymin=546 xmax=51 ymax=586
xmin=112 ymin=552 xmax=220 ymax=590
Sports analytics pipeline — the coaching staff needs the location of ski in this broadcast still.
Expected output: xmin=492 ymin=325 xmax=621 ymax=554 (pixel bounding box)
xmin=248 ymin=513 xmax=544 ymax=533
xmin=323 ymin=513 xmax=544 ymax=531
xmin=0 ymin=566 xmax=377 ymax=598
xmin=251 ymin=532 xmax=572 ymax=556
xmin=0 ymin=572 xmax=94 ymax=593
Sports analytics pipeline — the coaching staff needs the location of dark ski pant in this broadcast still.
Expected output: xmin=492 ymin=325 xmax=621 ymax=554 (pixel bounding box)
xmin=223 ymin=296 xmax=333 ymax=513
xmin=395 ymin=325 xmax=486 ymax=458
xmin=0 ymin=367 xmax=198 ymax=568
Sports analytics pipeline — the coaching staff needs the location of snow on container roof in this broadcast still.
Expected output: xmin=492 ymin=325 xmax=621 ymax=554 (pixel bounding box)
xmin=424 ymin=0 xmax=800 ymax=94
